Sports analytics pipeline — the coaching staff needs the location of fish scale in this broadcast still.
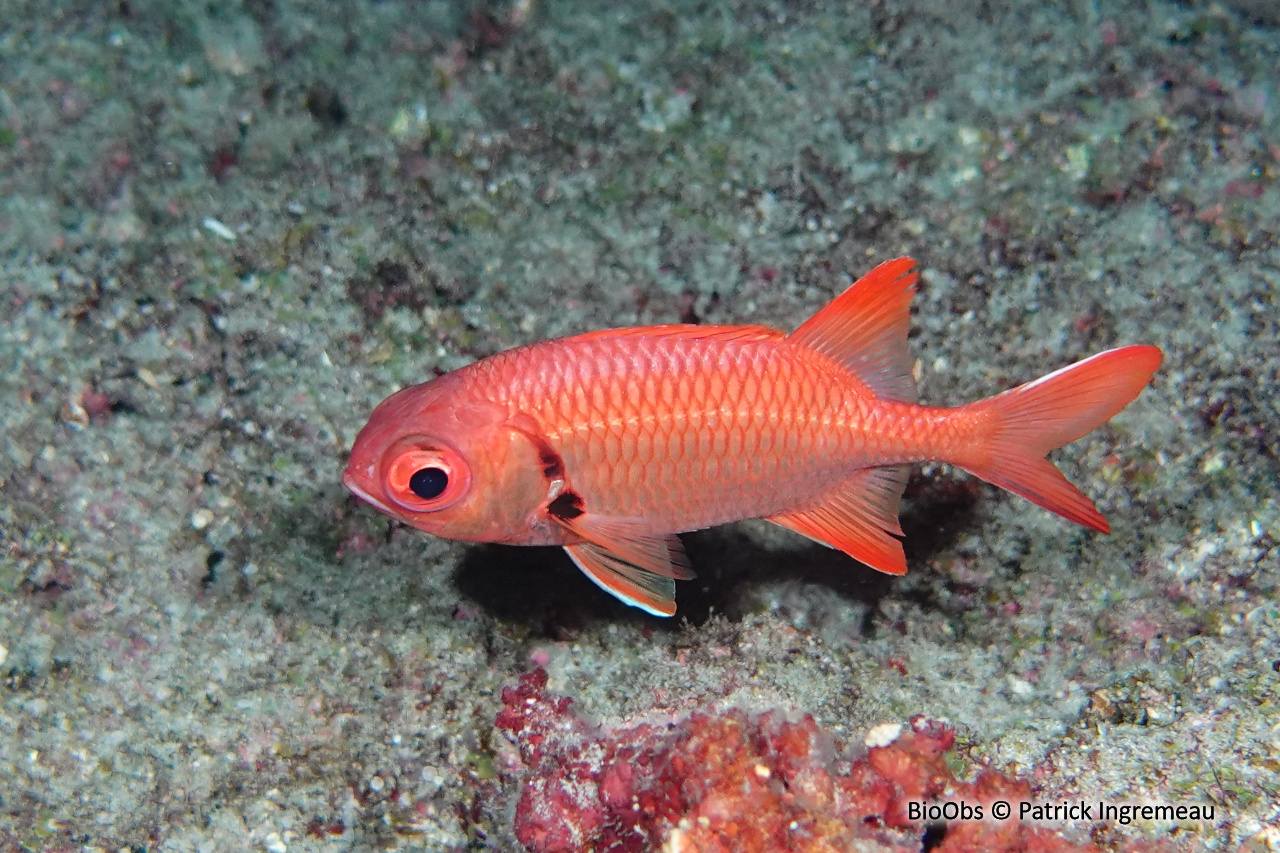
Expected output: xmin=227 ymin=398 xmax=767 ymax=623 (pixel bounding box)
xmin=484 ymin=332 xmax=893 ymax=530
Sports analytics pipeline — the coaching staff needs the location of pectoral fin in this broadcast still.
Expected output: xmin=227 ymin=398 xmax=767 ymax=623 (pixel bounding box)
xmin=549 ymin=499 xmax=694 ymax=616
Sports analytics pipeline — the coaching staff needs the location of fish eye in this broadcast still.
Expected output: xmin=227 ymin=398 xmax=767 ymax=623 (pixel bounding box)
xmin=383 ymin=445 xmax=469 ymax=512
xmin=409 ymin=466 xmax=448 ymax=500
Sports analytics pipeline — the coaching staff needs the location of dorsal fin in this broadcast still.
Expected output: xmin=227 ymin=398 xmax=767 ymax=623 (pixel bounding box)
xmin=571 ymin=324 xmax=783 ymax=345
xmin=788 ymin=257 xmax=918 ymax=403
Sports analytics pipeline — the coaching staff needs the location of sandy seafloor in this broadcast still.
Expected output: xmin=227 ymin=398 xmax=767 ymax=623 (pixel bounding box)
xmin=1 ymin=0 xmax=1278 ymax=850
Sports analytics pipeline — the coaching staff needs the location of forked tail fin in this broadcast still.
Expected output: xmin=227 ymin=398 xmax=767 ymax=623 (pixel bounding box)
xmin=958 ymin=345 xmax=1162 ymax=532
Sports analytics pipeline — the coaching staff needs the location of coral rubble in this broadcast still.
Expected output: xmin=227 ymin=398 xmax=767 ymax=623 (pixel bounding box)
xmin=496 ymin=669 xmax=1163 ymax=853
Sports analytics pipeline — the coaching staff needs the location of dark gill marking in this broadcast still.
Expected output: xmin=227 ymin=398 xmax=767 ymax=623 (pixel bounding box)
xmin=547 ymin=492 xmax=585 ymax=520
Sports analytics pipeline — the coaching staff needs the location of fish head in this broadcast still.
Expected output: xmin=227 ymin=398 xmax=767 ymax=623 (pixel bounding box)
xmin=343 ymin=374 xmax=549 ymax=543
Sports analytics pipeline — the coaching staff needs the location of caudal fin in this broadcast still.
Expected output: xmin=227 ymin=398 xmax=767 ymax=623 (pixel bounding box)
xmin=959 ymin=345 xmax=1162 ymax=533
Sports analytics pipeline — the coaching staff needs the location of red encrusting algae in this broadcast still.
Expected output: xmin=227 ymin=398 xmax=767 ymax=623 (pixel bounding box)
xmin=495 ymin=669 xmax=1185 ymax=853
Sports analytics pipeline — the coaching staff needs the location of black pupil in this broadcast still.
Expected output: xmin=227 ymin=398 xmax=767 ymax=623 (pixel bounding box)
xmin=408 ymin=467 xmax=448 ymax=500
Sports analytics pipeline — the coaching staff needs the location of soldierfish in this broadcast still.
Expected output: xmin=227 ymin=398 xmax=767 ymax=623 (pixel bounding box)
xmin=343 ymin=258 xmax=1161 ymax=616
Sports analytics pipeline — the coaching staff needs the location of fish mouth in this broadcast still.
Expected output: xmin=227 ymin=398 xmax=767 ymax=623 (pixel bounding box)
xmin=341 ymin=470 xmax=396 ymax=515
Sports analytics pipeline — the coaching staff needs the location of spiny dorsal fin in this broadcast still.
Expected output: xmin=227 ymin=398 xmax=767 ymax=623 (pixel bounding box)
xmin=789 ymin=257 xmax=918 ymax=403
xmin=573 ymin=324 xmax=782 ymax=345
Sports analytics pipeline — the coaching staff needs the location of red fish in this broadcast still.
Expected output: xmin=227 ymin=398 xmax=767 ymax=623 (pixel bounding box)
xmin=343 ymin=258 xmax=1161 ymax=616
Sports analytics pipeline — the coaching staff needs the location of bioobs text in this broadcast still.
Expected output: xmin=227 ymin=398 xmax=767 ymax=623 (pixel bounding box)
xmin=907 ymin=801 xmax=984 ymax=821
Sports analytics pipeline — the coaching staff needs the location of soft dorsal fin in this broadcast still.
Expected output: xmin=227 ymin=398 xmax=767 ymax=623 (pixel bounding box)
xmin=767 ymin=465 xmax=912 ymax=575
xmin=789 ymin=257 xmax=918 ymax=403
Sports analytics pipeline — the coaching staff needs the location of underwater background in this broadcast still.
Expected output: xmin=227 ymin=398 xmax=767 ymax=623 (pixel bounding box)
xmin=0 ymin=0 xmax=1277 ymax=850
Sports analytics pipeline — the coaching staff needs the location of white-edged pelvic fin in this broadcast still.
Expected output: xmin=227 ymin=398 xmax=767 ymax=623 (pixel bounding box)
xmin=549 ymin=509 xmax=694 ymax=616
xmin=562 ymin=514 xmax=695 ymax=580
xmin=564 ymin=543 xmax=680 ymax=617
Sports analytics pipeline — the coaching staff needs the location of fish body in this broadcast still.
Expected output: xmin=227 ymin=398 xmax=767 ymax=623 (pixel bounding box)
xmin=343 ymin=258 xmax=1162 ymax=615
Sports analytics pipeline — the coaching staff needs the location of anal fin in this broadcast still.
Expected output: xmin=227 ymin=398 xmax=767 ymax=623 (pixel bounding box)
xmin=767 ymin=465 xmax=911 ymax=576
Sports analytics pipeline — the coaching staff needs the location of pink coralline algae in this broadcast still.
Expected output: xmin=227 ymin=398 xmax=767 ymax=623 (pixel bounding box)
xmin=495 ymin=669 xmax=1181 ymax=853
